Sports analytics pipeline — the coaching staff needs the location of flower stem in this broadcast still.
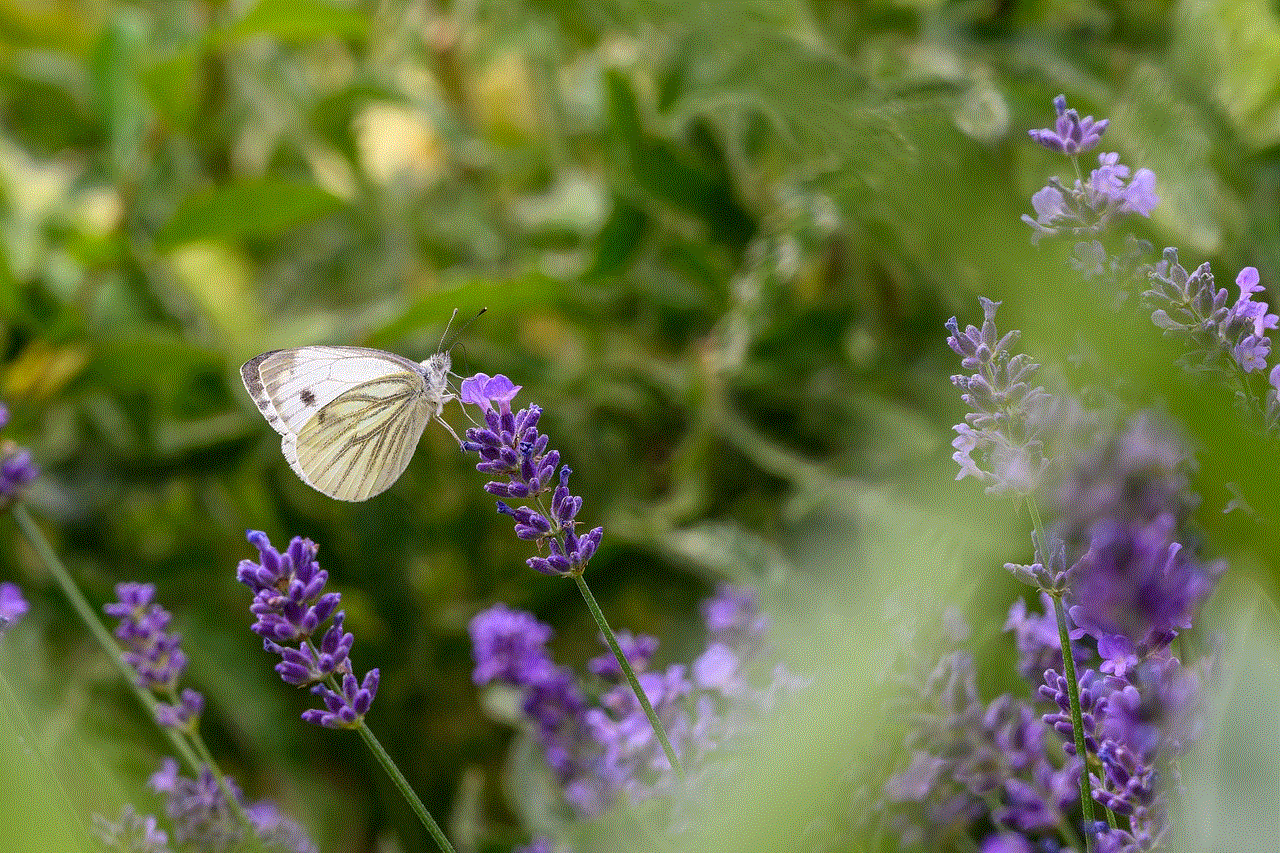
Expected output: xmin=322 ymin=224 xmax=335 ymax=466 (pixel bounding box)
xmin=12 ymin=503 xmax=268 ymax=849
xmin=1025 ymin=498 xmax=1097 ymax=847
xmin=0 ymin=667 xmax=90 ymax=840
xmin=11 ymin=504 xmax=203 ymax=773
xmin=354 ymin=720 xmax=456 ymax=853
xmin=572 ymin=573 xmax=686 ymax=780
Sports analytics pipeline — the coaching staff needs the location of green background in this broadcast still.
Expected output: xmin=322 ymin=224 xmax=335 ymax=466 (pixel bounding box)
xmin=2 ymin=1 xmax=1279 ymax=850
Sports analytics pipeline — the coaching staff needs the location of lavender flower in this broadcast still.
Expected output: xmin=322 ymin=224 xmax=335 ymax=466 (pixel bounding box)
xmin=1144 ymin=248 xmax=1278 ymax=385
xmin=237 ymin=530 xmax=378 ymax=728
xmin=0 ymin=581 xmax=29 ymax=637
xmin=470 ymin=603 xmax=589 ymax=779
xmin=1023 ymin=156 xmax=1157 ymax=243
xmin=470 ymin=603 xmax=556 ymax=685
xmin=459 ymin=374 xmax=603 ymax=577
xmin=587 ymin=629 xmax=658 ymax=679
xmin=1049 ymin=411 xmax=1194 ymax=555
xmin=883 ymin=648 xmax=1078 ymax=848
xmin=946 ymin=298 xmax=1053 ymax=495
xmin=1004 ymin=593 xmax=1078 ymax=682
xmin=1038 ymin=648 xmax=1207 ymax=849
xmin=1028 ymin=95 xmax=1109 ymax=155
xmin=1022 ymin=96 xmax=1157 ymax=244
xmin=471 ymin=585 xmax=787 ymax=819
xmin=148 ymin=758 xmax=316 ymax=853
xmin=104 ymin=583 xmax=204 ymax=730
xmin=93 ymin=805 xmax=172 ymax=853
xmin=702 ymin=584 xmax=770 ymax=650
xmin=1065 ymin=513 xmax=1224 ymax=652
xmin=0 ymin=402 xmax=38 ymax=503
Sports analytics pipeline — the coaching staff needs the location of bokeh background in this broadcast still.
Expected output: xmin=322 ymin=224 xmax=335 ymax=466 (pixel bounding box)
xmin=3 ymin=0 xmax=1280 ymax=850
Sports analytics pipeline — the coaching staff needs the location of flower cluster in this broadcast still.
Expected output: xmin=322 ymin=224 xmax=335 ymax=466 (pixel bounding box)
xmin=1022 ymin=96 xmax=1157 ymax=244
xmin=1034 ymin=633 xmax=1208 ymax=850
xmin=147 ymin=758 xmax=316 ymax=853
xmin=104 ymin=583 xmax=205 ymax=730
xmin=1024 ymin=95 xmax=1280 ymax=433
xmin=459 ymin=374 xmax=602 ymax=577
xmin=0 ymin=581 xmax=29 ymax=638
xmin=93 ymin=805 xmax=172 ymax=853
xmin=883 ymin=644 xmax=1080 ymax=849
xmin=470 ymin=585 xmax=782 ymax=821
xmin=0 ymin=402 xmax=38 ymax=504
xmin=237 ymin=531 xmax=378 ymax=728
xmin=946 ymin=297 xmax=1054 ymax=495
xmin=1143 ymin=248 xmax=1280 ymax=418
xmin=932 ymin=291 xmax=1223 ymax=851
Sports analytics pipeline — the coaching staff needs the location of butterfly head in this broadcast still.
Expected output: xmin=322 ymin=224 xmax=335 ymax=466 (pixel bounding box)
xmin=420 ymin=350 xmax=452 ymax=379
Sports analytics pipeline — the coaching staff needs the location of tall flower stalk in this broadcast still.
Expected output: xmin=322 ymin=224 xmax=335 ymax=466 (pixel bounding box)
xmin=458 ymin=373 xmax=686 ymax=780
xmin=946 ymin=300 xmax=1099 ymax=837
xmin=237 ymin=530 xmax=456 ymax=853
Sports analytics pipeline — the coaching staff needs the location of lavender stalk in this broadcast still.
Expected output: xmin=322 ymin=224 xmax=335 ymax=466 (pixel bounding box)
xmin=458 ymin=373 xmax=686 ymax=780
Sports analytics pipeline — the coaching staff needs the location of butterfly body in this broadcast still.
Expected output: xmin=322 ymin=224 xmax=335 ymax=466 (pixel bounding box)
xmin=241 ymin=346 xmax=461 ymax=501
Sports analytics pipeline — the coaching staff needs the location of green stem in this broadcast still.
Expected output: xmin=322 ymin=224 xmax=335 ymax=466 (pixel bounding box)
xmin=1025 ymin=498 xmax=1097 ymax=848
xmin=12 ymin=504 xmax=269 ymax=849
xmin=186 ymin=728 xmax=270 ymax=853
xmin=0 ymin=667 xmax=90 ymax=840
xmin=11 ymin=504 xmax=202 ymax=774
xmin=354 ymin=720 xmax=456 ymax=853
xmin=572 ymin=573 xmax=686 ymax=781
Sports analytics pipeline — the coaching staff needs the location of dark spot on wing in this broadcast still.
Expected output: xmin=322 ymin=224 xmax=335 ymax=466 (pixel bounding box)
xmin=300 ymin=388 xmax=316 ymax=407
xmin=317 ymin=410 xmax=326 ymax=423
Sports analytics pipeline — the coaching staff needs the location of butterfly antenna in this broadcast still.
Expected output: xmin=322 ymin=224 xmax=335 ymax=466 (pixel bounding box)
xmin=437 ymin=308 xmax=460 ymax=352
xmin=442 ymin=307 xmax=488 ymax=352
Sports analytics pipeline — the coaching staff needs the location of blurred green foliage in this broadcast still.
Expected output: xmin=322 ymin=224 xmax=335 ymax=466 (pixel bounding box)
xmin=2 ymin=0 xmax=1280 ymax=850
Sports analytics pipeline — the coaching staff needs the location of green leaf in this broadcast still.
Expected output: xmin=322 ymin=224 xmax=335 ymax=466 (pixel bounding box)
xmin=155 ymin=179 xmax=343 ymax=248
xmin=221 ymin=0 xmax=369 ymax=43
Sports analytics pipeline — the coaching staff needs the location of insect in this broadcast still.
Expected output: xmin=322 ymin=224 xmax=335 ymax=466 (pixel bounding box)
xmin=241 ymin=344 xmax=464 ymax=502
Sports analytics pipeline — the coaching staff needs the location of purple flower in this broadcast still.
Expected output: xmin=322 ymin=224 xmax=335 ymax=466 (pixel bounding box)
xmin=1028 ymin=95 xmax=1109 ymax=155
xmin=1049 ymin=411 xmax=1194 ymax=555
xmin=1065 ymin=514 xmax=1223 ymax=650
xmin=884 ymin=649 xmax=1077 ymax=848
xmin=154 ymin=688 xmax=205 ymax=730
xmin=237 ymin=531 xmax=378 ymax=728
xmin=1022 ymin=97 xmax=1157 ymax=244
xmin=470 ymin=603 xmax=556 ymax=686
xmin=104 ymin=582 xmax=205 ymax=730
xmin=459 ymin=373 xmax=522 ymax=415
xmin=459 ymin=375 xmax=603 ymax=577
xmin=946 ymin=298 xmax=1053 ymax=495
xmin=301 ymin=669 xmax=380 ymax=729
xmin=469 ymin=604 xmax=588 ymax=778
xmin=702 ymin=584 xmax=770 ymax=651
xmin=1145 ymin=249 xmax=1278 ymax=380
xmin=1004 ymin=593 xmax=1078 ymax=682
xmin=0 ymin=582 xmax=29 ymax=637
xmin=148 ymin=758 xmax=316 ymax=853
xmin=245 ymin=801 xmax=320 ymax=853
xmin=471 ymin=589 xmax=788 ymax=820
xmin=93 ymin=805 xmax=172 ymax=853
xmin=588 ymin=629 xmax=658 ymax=679
xmin=0 ymin=402 xmax=38 ymax=502
xmin=980 ymin=834 xmax=1034 ymax=853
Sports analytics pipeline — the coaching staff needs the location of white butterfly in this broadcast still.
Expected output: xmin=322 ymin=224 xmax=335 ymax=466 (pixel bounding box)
xmin=241 ymin=345 xmax=463 ymax=502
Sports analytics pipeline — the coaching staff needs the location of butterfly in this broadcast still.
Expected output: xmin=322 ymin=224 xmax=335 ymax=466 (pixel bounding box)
xmin=241 ymin=345 xmax=464 ymax=502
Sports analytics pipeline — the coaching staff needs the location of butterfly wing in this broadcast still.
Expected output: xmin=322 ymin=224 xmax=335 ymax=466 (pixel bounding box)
xmin=241 ymin=346 xmax=432 ymax=501
xmin=241 ymin=346 xmax=424 ymax=438
xmin=284 ymin=373 xmax=431 ymax=501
